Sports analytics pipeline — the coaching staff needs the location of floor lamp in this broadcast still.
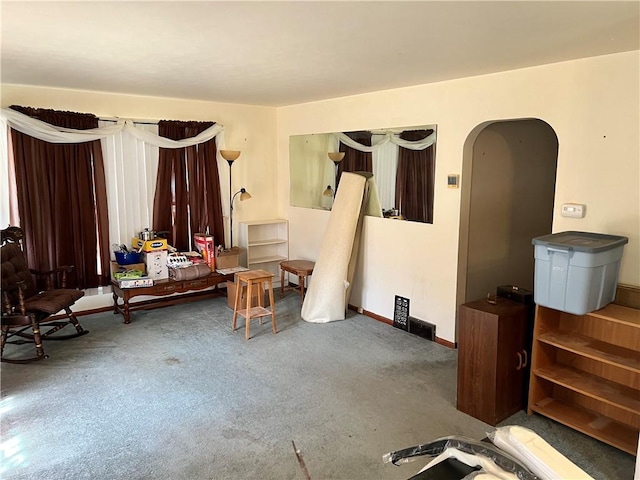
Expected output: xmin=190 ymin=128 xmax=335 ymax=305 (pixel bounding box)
xmin=220 ymin=150 xmax=241 ymax=249
xmin=327 ymin=151 xmax=345 ymax=197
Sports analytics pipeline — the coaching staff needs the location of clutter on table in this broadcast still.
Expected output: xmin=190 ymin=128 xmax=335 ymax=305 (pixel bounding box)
xmin=112 ymin=229 xmax=240 ymax=286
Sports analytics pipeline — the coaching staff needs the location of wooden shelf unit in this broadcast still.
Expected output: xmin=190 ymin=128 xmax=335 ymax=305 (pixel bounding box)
xmin=237 ymin=219 xmax=288 ymax=287
xmin=527 ymin=303 xmax=640 ymax=455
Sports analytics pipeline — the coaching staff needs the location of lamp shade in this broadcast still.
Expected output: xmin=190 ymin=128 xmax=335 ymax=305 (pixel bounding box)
xmin=239 ymin=188 xmax=252 ymax=201
xmin=229 ymin=187 xmax=251 ymax=249
xmin=220 ymin=150 xmax=241 ymax=162
xmin=328 ymin=152 xmax=345 ymax=163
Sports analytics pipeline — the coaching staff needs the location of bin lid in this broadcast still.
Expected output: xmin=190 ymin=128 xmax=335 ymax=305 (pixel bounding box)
xmin=532 ymin=231 xmax=628 ymax=252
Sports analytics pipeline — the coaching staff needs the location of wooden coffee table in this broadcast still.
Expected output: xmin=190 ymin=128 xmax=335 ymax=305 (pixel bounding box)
xmin=111 ymin=272 xmax=232 ymax=323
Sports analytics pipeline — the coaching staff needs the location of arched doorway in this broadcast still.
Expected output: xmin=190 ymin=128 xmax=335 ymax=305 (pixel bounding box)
xmin=457 ymin=119 xmax=559 ymax=312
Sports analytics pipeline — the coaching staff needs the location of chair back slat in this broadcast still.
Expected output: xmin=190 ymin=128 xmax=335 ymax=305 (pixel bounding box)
xmin=1 ymin=242 xmax=38 ymax=302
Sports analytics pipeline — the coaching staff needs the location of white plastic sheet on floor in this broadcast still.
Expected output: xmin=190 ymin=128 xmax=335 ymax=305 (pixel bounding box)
xmin=489 ymin=425 xmax=594 ymax=480
xmin=301 ymin=172 xmax=375 ymax=323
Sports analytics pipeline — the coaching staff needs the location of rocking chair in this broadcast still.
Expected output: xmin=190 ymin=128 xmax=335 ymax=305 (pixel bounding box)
xmin=1 ymin=226 xmax=88 ymax=363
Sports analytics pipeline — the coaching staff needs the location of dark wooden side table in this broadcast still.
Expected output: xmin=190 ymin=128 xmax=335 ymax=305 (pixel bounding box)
xmin=279 ymin=260 xmax=315 ymax=302
xmin=111 ymin=272 xmax=232 ymax=323
xmin=456 ymin=297 xmax=531 ymax=425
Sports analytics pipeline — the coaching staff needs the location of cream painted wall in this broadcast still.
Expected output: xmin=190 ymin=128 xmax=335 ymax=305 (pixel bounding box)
xmin=1 ymin=84 xmax=279 ymax=227
xmin=278 ymin=51 xmax=640 ymax=343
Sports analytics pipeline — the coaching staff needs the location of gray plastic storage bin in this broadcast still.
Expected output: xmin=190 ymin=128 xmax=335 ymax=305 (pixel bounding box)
xmin=532 ymin=231 xmax=628 ymax=315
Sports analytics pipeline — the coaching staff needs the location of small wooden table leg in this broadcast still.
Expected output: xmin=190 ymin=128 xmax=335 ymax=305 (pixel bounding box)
xmin=245 ymin=280 xmax=253 ymax=340
xmin=268 ymin=278 xmax=277 ymax=334
xmin=123 ymin=300 xmax=131 ymax=324
xmin=258 ymin=282 xmax=265 ymax=325
xmin=281 ymin=268 xmax=285 ymax=298
xmin=232 ymin=280 xmax=242 ymax=332
xmin=298 ymin=274 xmax=305 ymax=301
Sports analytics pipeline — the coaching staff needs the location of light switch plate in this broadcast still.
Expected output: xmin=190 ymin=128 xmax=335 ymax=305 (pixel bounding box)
xmin=561 ymin=203 xmax=586 ymax=218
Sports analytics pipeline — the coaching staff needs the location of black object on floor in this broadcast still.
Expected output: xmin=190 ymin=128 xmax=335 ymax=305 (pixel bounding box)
xmin=408 ymin=458 xmax=479 ymax=479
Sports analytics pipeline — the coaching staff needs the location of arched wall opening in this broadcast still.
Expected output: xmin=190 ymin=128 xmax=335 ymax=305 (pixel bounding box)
xmin=456 ymin=119 xmax=559 ymax=332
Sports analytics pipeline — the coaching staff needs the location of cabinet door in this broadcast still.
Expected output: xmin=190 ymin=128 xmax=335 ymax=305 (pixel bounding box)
xmin=457 ymin=305 xmax=499 ymax=423
xmin=495 ymin=309 xmax=527 ymax=422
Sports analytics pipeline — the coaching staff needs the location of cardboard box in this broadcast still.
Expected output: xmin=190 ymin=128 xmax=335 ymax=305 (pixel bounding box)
xmin=226 ymin=281 xmax=269 ymax=309
xmin=131 ymin=237 xmax=168 ymax=252
xmin=193 ymin=233 xmax=216 ymax=269
xmin=110 ymin=261 xmax=146 ymax=281
xmin=217 ymin=246 xmax=243 ymax=270
xmin=143 ymin=250 xmax=169 ymax=280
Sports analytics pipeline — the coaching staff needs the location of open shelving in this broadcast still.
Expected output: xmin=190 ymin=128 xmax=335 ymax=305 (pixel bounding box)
xmin=527 ymin=303 xmax=640 ymax=455
xmin=237 ymin=219 xmax=288 ymax=287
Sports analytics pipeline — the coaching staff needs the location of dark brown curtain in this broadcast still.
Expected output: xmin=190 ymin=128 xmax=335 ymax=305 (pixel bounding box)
xmin=153 ymin=120 xmax=223 ymax=251
xmin=337 ymin=131 xmax=373 ymax=189
xmin=9 ymin=105 xmax=110 ymax=289
xmin=396 ymin=129 xmax=435 ymax=223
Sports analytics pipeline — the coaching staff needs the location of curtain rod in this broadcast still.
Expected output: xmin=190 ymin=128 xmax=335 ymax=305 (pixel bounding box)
xmin=99 ymin=116 xmax=158 ymax=125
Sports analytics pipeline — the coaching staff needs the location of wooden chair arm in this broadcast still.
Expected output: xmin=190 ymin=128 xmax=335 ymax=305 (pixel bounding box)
xmin=30 ymin=265 xmax=75 ymax=289
xmin=1 ymin=312 xmax=35 ymax=327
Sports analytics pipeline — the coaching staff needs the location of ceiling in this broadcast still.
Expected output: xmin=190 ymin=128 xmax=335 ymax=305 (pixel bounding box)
xmin=2 ymin=1 xmax=638 ymax=107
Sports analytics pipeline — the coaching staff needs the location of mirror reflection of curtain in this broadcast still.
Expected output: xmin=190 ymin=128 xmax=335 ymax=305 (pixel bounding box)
xmin=371 ymin=134 xmax=399 ymax=210
xmin=396 ymin=130 xmax=435 ymax=223
xmin=338 ymin=131 xmax=372 ymax=190
xmin=154 ymin=120 xmax=224 ymax=251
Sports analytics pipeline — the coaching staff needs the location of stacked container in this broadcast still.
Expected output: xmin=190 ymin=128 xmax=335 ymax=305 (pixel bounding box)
xmin=532 ymin=231 xmax=628 ymax=315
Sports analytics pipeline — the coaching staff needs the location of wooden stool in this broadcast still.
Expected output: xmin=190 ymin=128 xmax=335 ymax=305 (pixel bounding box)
xmin=279 ymin=260 xmax=315 ymax=302
xmin=232 ymin=269 xmax=276 ymax=340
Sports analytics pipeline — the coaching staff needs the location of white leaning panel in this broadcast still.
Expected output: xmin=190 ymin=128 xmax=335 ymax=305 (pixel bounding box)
xmin=301 ymin=172 xmax=367 ymax=323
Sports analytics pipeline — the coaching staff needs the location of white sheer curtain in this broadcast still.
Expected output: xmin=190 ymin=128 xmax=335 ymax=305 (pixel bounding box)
xmin=100 ymin=121 xmax=160 ymax=247
xmin=371 ymin=134 xmax=399 ymax=210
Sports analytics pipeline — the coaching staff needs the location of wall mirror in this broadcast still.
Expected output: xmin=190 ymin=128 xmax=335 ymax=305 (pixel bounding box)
xmin=289 ymin=125 xmax=437 ymax=223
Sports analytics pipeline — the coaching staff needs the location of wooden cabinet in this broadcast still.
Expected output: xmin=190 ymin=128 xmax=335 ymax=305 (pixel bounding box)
xmin=527 ymin=303 xmax=640 ymax=455
xmin=457 ymin=297 xmax=532 ymax=425
xmin=237 ymin=219 xmax=288 ymax=287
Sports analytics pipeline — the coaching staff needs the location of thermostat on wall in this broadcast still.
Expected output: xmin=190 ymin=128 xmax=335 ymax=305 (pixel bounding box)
xmin=447 ymin=174 xmax=460 ymax=188
xmin=561 ymin=203 xmax=586 ymax=218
